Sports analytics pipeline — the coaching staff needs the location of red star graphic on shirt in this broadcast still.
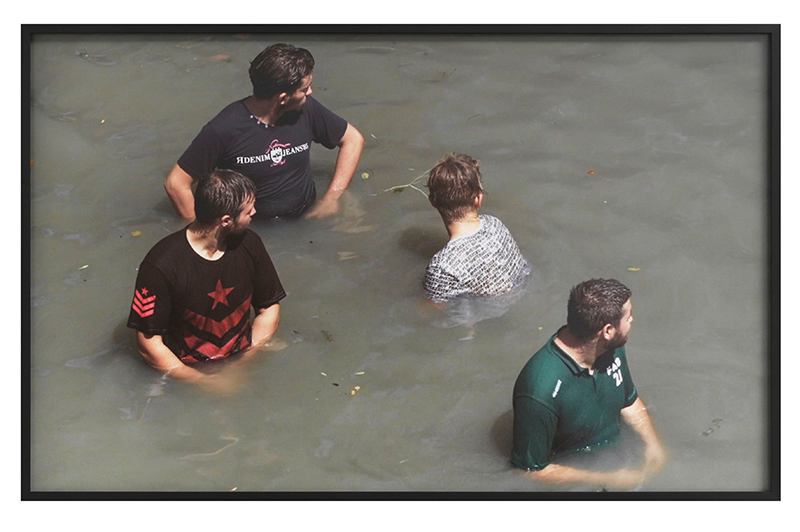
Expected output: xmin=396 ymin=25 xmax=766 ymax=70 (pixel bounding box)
xmin=207 ymin=279 xmax=235 ymax=310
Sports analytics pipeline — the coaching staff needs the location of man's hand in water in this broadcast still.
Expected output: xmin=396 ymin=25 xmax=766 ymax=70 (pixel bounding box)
xmin=304 ymin=195 xmax=341 ymax=219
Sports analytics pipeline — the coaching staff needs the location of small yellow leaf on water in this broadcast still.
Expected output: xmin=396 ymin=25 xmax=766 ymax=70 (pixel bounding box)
xmin=355 ymin=371 xmax=365 ymax=375
xmin=31 ymin=160 xmax=36 ymax=166
xmin=628 ymin=267 xmax=641 ymax=272
xmin=132 ymin=231 xmax=142 ymax=237
xmin=361 ymin=172 xmax=370 ymax=179
xmin=79 ymin=265 xmax=89 ymax=270
xmin=538 ymin=327 xmax=544 ymax=331
xmin=101 ymin=119 xmax=105 ymax=124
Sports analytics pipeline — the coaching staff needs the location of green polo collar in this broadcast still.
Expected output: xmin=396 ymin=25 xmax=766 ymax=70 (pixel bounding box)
xmin=549 ymin=326 xmax=595 ymax=377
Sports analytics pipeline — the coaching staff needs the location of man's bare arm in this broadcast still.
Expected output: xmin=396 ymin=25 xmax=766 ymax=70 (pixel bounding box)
xmin=518 ymin=462 xmax=645 ymax=490
xmin=164 ymin=164 xmax=196 ymax=220
xmin=304 ymin=123 xmax=364 ymax=219
xmin=136 ymin=331 xmax=206 ymax=383
xmin=620 ymin=396 xmax=667 ymax=477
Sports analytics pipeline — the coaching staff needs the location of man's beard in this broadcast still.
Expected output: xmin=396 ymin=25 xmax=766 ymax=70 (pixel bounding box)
xmin=606 ymin=329 xmax=628 ymax=350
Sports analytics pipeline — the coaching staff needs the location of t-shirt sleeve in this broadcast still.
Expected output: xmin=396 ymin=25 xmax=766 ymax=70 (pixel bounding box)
xmin=177 ymin=122 xmax=224 ymax=180
xmin=619 ymin=349 xmax=639 ymax=407
xmin=247 ymin=234 xmax=286 ymax=309
xmin=306 ymin=97 xmax=348 ymax=149
xmin=126 ymin=262 xmax=172 ymax=335
xmin=510 ymin=395 xmax=558 ymax=471
xmin=424 ymin=263 xmax=462 ymax=302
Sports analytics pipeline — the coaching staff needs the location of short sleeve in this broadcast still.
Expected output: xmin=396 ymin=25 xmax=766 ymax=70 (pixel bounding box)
xmin=619 ymin=349 xmax=639 ymax=407
xmin=424 ymin=262 xmax=463 ymax=302
xmin=510 ymin=395 xmax=558 ymax=471
xmin=306 ymin=97 xmax=348 ymax=149
xmin=127 ymin=262 xmax=172 ymax=335
xmin=177 ymin=122 xmax=224 ymax=180
xmin=247 ymin=234 xmax=286 ymax=309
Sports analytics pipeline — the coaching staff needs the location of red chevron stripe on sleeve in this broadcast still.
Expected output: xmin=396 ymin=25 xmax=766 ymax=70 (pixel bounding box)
xmin=132 ymin=288 xmax=157 ymax=318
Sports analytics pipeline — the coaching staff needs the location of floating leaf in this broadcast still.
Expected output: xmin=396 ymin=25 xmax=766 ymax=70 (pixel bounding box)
xmin=79 ymin=264 xmax=89 ymax=270
xmin=587 ymin=170 xmax=597 ymax=175
xmin=355 ymin=371 xmax=365 ymax=375
xmin=361 ymin=172 xmax=370 ymax=180
xmin=538 ymin=327 xmax=544 ymax=331
xmin=132 ymin=231 xmax=142 ymax=237
xmin=627 ymin=267 xmax=641 ymax=272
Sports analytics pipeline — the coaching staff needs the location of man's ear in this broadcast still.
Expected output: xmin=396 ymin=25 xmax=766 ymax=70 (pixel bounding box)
xmin=220 ymin=214 xmax=233 ymax=227
xmin=277 ymin=91 xmax=290 ymax=106
xmin=600 ymin=323 xmax=616 ymax=342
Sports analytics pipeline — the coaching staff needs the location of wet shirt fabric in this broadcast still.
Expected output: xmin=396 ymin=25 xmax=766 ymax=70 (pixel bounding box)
xmin=510 ymin=327 xmax=639 ymax=471
xmin=424 ymin=215 xmax=530 ymax=303
xmin=177 ymin=96 xmax=348 ymax=218
xmin=127 ymin=227 xmax=285 ymax=363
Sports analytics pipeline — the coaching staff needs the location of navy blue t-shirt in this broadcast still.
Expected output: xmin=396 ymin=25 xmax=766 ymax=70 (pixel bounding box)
xmin=178 ymin=96 xmax=348 ymax=217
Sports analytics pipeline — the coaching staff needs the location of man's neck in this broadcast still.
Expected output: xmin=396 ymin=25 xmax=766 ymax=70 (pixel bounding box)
xmin=445 ymin=212 xmax=481 ymax=240
xmin=186 ymin=222 xmax=228 ymax=261
xmin=244 ymin=95 xmax=285 ymax=126
xmin=554 ymin=328 xmax=603 ymax=373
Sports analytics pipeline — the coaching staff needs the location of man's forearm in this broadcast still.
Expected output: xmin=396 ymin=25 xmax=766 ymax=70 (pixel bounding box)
xmin=251 ymin=303 xmax=280 ymax=346
xmin=519 ymin=463 xmax=644 ymax=490
xmin=136 ymin=331 xmax=205 ymax=383
xmin=621 ymin=397 xmax=667 ymax=475
xmin=164 ymin=164 xmax=196 ymax=220
xmin=324 ymin=123 xmax=364 ymax=199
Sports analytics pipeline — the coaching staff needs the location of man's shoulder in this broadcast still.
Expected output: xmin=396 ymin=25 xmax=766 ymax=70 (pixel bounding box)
xmin=515 ymin=340 xmax=567 ymax=396
xmin=143 ymin=228 xmax=187 ymax=258
xmin=202 ymin=99 xmax=249 ymax=131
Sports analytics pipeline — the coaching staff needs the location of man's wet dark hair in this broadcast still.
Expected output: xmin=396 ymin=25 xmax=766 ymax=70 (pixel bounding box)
xmin=426 ymin=153 xmax=486 ymax=224
xmin=567 ymin=278 xmax=632 ymax=341
xmin=249 ymin=43 xmax=315 ymax=99
xmin=194 ymin=169 xmax=257 ymax=225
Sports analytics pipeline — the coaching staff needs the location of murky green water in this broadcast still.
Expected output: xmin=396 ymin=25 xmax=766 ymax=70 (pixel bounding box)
xmin=27 ymin=32 xmax=771 ymax=493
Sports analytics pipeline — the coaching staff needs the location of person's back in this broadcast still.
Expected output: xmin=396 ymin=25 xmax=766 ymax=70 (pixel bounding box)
xmin=425 ymin=214 xmax=529 ymax=302
xmin=423 ymin=153 xmax=529 ymax=303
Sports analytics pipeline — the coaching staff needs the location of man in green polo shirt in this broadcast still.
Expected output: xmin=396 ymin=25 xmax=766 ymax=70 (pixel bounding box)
xmin=511 ymin=278 xmax=666 ymax=489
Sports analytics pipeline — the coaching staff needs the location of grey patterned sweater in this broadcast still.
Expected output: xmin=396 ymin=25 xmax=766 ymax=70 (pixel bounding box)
xmin=424 ymin=214 xmax=530 ymax=302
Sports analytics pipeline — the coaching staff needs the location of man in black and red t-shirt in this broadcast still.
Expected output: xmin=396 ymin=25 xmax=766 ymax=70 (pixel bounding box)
xmin=129 ymin=169 xmax=286 ymax=393
xmin=165 ymin=43 xmax=364 ymax=220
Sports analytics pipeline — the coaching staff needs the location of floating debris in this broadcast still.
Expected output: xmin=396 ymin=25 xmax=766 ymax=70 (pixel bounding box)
xmin=320 ymin=372 xmax=327 ymax=376
xmin=338 ymin=251 xmax=358 ymax=261
xmin=372 ymin=167 xmax=431 ymax=198
xmin=79 ymin=264 xmax=89 ymax=270
xmin=361 ymin=172 xmax=370 ymax=179
xmin=132 ymin=231 xmax=142 ymax=237
xmin=355 ymin=371 xmax=365 ymax=376
xmin=702 ymin=418 xmax=723 ymax=437
xmin=321 ymin=330 xmax=333 ymax=341
xmin=627 ymin=267 xmax=641 ymax=272
xmin=588 ymin=170 xmax=597 ymax=175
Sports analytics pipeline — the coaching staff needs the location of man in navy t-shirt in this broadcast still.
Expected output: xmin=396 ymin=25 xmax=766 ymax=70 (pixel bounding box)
xmin=165 ymin=43 xmax=364 ymax=220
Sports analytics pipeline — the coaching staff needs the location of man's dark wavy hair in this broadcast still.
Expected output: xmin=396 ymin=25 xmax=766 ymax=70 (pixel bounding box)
xmin=567 ymin=278 xmax=632 ymax=341
xmin=249 ymin=43 xmax=315 ymax=99
xmin=194 ymin=169 xmax=256 ymax=225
